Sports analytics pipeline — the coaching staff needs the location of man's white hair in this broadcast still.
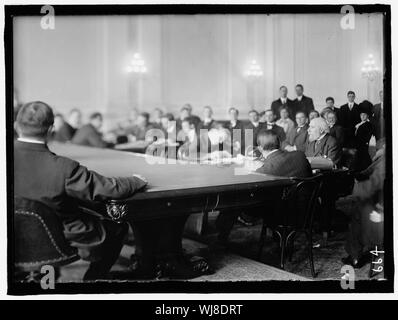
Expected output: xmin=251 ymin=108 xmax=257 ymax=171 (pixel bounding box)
xmin=310 ymin=116 xmax=330 ymax=134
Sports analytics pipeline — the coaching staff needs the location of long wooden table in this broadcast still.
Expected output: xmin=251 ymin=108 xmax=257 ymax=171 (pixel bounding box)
xmin=49 ymin=142 xmax=294 ymax=222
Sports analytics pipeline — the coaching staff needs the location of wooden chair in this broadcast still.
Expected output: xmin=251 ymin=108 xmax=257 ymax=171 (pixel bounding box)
xmin=258 ymin=174 xmax=324 ymax=278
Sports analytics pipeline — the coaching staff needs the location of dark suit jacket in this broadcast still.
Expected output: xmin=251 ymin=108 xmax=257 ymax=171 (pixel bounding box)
xmin=270 ymin=98 xmax=295 ymax=120
xmin=197 ymin=119 xmax=217 ymax=132
xmin=329 ymin=124 xmax=345 ymax=147
xmin=339 ymin=103 xmax=361 ymax=147
xmin=305 ymin=134 xmax=342 ymax=166
xmin=53 ymin=122 xmax=76 ymax=143
xmin=282 ymin=124 xmax=309 ymax=152
xmin=14 ymin=140 xmax=147 ymax=221
xmin=262 ymin=122 xmax=286 ymax=142
xmin=256 ymin=150 xmax=312 ymax=178
xmin=72 ymin=124 xmax=112 ymax=148
xmin=292 ymin=95 xmax=315 ymax=117
xmin=371 ymin=103 xmax=384 ymax=141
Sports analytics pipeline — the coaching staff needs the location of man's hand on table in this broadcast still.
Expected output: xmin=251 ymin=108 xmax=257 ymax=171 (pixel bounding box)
xmin=133 ymin=174 xmax=148 ymax=184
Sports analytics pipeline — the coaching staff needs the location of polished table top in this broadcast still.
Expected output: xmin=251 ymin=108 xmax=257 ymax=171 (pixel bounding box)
xmin=49 ymin=142 xmax=293 ymax=200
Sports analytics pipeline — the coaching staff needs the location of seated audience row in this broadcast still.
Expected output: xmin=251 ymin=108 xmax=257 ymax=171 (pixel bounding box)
xmin=27 ymin=88 xmax=384 ymax=173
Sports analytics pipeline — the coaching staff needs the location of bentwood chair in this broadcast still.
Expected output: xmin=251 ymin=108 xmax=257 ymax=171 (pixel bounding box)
xmin=13 ymin=197 xmax=80 ymax=282
xmin=258 ymin=174 xmax=324 ymax=278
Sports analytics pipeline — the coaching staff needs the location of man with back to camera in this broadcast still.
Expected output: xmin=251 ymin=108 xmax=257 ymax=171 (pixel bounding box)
xmin=215 ymin=130 xmax=312 ymax=244
xmin=15 ymin=102 xmax=210 ymax=280
xmin=14 ymin=101 xmax=148 ymax=280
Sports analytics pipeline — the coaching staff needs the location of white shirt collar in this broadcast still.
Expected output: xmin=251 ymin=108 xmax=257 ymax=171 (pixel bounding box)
xmin=251 ymin=121 xmax=259 ymax=127
xmin=317 ymin=133 xmax=327 ymax=142
xmin=263 ymin=149 xmax=279 ymax=160
xmin=281 ymin=97 xmax=287 ymax=103
xmin=17 ymin=137 xmax=46 ymax=144
xmin=297 ymin=95 xmax=303 ymax=101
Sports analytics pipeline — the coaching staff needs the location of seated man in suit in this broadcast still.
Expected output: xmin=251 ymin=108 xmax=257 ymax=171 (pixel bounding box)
xmin=72 ymin=112 xmax=114 ymax=148
xmin=282 ymin=111 xmax=309 ymax=152
xmin=151 ymin=108 xmax=164 ymax=128
xmin=198 ymin=106 xmax=217 ymax=132
xmin=14 ymin=101 xmax=148 ymax=280
xmin=339 ymin=91 xmax=361 ymax=148
xmin=176 ymin=104 xmax=201 ymax=133
xmin=262 ymin=109 xmax=286 ymax=143
xmin=226 ymin=107 xmax=245 ymax=156
xmin=52 ymin=113 xmax=65 ymax=139
xmin=216 ymin=130 xmax=312 ymax=243
xmin=177 ymin=117 xmax=200 ymax=160
xmin=293 ymin=84 xmax=315 ymax=117
xmin=305 ymin=117 xmax=342 ymax=240
xmin=326 ymin=110 xmax=345 ymax=148
xmin=245 ymin=109 xmax=266 ymax=151
xmin=124 ymin=112 xmax=157 ymax=142
xmin=53 ymin=108 xmax=82 ymax=143
xmin=159 ymin=113 xmax=177 ymax=141
xmin=176 ymin=105 xmax=190 ymax=133
xmin=270 ymin=85 xmax=294 ymax=120
xmin=305 ymin=117 xmax=342 ymax=166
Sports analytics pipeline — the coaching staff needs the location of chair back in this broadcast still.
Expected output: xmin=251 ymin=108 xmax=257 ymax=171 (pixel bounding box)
xmin=14 ymin=197 xmax=79 ymax=272
xmin=283 ymin=174 xmax=324 ymax=230
xmin=341 ymin=148 xmax=358 ymax=170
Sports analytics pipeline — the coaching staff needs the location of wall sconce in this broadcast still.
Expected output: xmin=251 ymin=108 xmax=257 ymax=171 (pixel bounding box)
xmin=126 ymin=53 xmax=147 ymax=73
xmin=245 ymin=60 xmax=263 ymax=78
xmin=361 ymin=54 xmax=379 ymax=81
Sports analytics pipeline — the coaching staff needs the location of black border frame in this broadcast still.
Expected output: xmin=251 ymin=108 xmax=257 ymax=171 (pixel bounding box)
xmin=4 ymin=4 xmax=393 ymax=295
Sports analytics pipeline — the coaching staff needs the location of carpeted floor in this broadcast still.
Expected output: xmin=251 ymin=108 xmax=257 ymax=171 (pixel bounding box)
xmin=58 ymin=197 xmax=384 ymax=282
